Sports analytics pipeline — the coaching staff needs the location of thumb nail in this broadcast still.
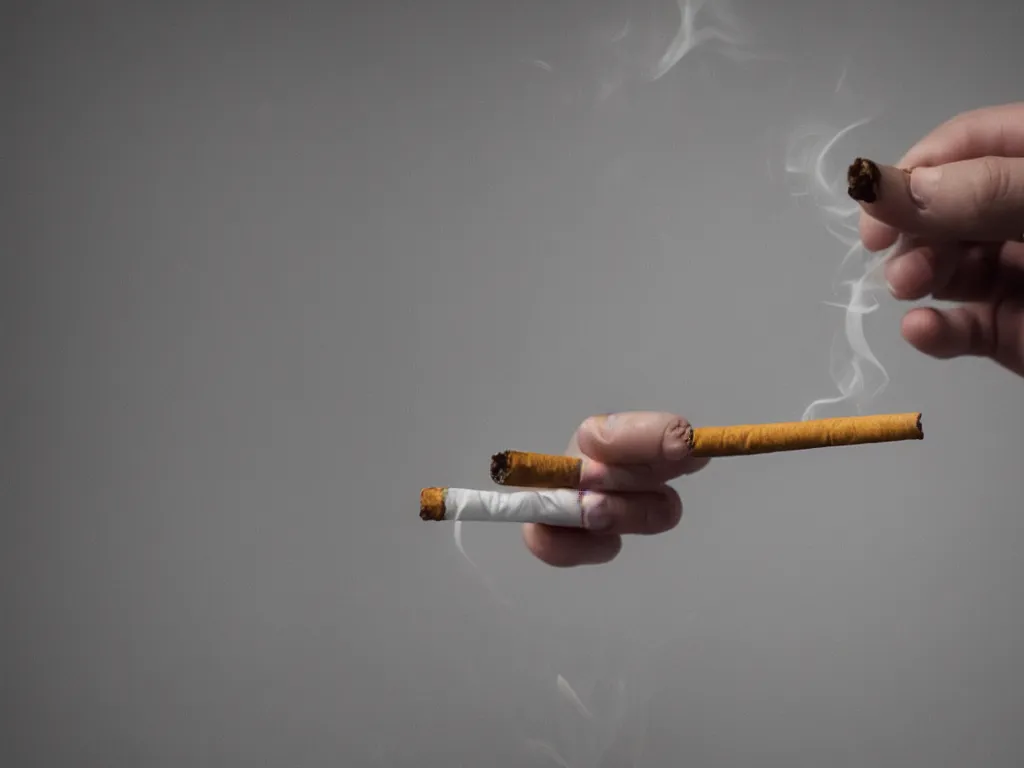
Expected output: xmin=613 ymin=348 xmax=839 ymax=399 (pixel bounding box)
xmin=909 ymin=166 xmax=942 ymax=208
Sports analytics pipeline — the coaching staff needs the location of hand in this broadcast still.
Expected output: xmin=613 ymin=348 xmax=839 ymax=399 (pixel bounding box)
xmin=522 ymin=411 xmax=710 ymax=567
xmin=856 ymin=102 xmax=1024 ymax=377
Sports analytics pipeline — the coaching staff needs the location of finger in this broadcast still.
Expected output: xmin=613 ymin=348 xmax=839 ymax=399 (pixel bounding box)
xmin=859 ymin=103 xmax=1024 ymax=251
xmin=575 ymin=412 xmax=694 ymax=465
xmin=578 ymin=454 xmax=711 ymax=492
xmin=900 ymin=102 xmax=1024 ymax=169
xmin=932 ymin=242 xmax=1024 ymax=302
xmin=852 ymin=157 xmax=1024 ymax=243
xmin=522 ymin=524 xmax=622 ymax=567
xmin=901 ymin=302 xmax=1024 ymax=376
xmin=580 ymin=488 xmax=682 ymax=535
xmin=883 ymin=239 xmax=964 ymax=300
xmin=860 ymin=211 xmax=901 ymax=253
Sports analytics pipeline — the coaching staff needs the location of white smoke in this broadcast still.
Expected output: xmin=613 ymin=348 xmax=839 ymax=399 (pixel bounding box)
xmin=648 ymin=0 xmax=751 ymax=81
xmin=785 ymin=116 xmax=899 ymax=421
xmin=520 ymin=0 xmax=757 ymax=102
xmin=523 ymin=668 xmax=648 ymax=768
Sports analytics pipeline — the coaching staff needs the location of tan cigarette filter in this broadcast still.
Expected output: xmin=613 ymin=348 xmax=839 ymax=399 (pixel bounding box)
xmin=489 ymin=413 xmax=922 ymax=488
xmin=490 ymin=450 xmax=582 ymax=489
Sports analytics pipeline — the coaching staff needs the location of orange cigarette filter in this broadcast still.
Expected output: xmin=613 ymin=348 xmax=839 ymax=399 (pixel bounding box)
xmin=490 ymin=413 xmax=922 ymax=488
xmin=490 ymin=450 xmax=582 ymax=489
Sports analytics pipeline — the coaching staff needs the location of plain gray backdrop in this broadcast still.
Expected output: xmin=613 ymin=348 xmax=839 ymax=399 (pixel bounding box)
xmin=5 ymin=1 xmax=1024 ymax=766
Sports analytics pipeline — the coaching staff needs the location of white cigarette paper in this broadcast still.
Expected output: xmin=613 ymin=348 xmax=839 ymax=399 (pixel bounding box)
xmin=442 ymin=488 xmax=586 ymax=527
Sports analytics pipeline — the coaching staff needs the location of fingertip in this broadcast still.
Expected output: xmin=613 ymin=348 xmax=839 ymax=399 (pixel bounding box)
xmin=660 ymin=486 xmax=684 ymax=533
xmin=577 ymin=412 xmax=694 ymax=465
xmin=901 ymin=307 xmax=960 ymax=358
xmin=662 ymin=418 xmax=693 ymax=462
xmin=859 ymin=214 xmax=900 ymax=252
xmin=522 ymin=523 xmax=622 ymax=568
xmin=884 ymin=248 xmax=935 ymax=300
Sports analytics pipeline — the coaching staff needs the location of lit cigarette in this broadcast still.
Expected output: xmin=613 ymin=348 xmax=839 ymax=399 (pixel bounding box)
xmin=490 ymin=413 xmax=923 ymax=488
xmin=419 ymin=487 xmax=591 ymax=527
xmin=846 ymin=157 xmax=911 ymax=204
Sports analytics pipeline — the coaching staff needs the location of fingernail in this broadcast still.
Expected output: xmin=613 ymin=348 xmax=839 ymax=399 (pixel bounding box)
xmin=909 ymin=167 xmax=941 ymax=208
xmin=662 ymin=420 xmax=693 ymax=461
xmin=582 ymin=493 xmax=613 ymax=531
xmin=600 ymin=413 xmax=620 ymax=437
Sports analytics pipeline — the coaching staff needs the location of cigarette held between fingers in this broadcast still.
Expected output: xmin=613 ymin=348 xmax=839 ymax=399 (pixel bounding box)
xmin=420 ymin=487 xmax=593 ymax=528
xmin=490 ymin=413 xmax=923 ymax=489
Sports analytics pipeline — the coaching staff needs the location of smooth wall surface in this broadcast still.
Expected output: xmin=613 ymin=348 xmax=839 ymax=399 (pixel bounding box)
xmin=5 ymin=1 xmax=1024 ymax=766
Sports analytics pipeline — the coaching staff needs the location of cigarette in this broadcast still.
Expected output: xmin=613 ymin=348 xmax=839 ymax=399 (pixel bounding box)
xmin=490 ymin=412 xmax=923 ymax=488
xmin=419 ymin=486 xmax=589 ymax=527
xmin=846 ymin=157 xmax=911 ymax=204
xmin=490 ymin=451 xmax=583 ymax=489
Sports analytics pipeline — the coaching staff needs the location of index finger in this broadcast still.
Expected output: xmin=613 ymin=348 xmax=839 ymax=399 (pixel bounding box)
xmin=900 ymin=102 xmax=1024 ymax=168
xmin=576 ymin=411 xmax=693 ymax=464
xmin=860 ymin=102 xmax=1024 ymax=251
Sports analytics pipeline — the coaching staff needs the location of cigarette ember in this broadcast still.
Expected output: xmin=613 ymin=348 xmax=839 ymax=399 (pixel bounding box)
xmin=489 ymin=413 xmax=923 ymax=488
xmin=847 ymin=157 xmax=882 ymax=203
xmin=419 ymin=487 xmax=588 ymax=527
xmin=489 ymin=450 xmax=582 ymax=488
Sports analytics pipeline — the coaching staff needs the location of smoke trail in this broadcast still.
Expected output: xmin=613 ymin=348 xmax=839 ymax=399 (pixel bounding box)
xmin=785 ymin=116 xmax=899 ymax=421
xmin=648 ymin=0 xmax=750 ymax=81
xmin=523 ymin=667 xmax=647 ymax=768
xmin=519 ymin=0 xmax=757 ymax=103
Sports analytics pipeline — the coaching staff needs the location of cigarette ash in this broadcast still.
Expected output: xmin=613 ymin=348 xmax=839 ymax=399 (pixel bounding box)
xmin=846 ymin=157 xmax=882 ymax=204
xmin=785 ymin=117 xmax=901 ymax=422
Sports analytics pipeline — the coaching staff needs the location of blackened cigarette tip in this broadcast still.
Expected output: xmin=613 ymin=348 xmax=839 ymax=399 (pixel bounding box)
xmin=420 ymin=487 xmax=446 ymax=521
xmin=847 ymin=157 xmax=882 ymax=203
xmin=489 ymin=451 xmax=511 ymax=484
xmin=915 ymin=413 xmax=923 ymax=438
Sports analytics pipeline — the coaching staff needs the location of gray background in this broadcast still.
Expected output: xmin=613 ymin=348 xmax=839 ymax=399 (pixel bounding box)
xmin=5 ymin=1 xmax=1024 ymax=766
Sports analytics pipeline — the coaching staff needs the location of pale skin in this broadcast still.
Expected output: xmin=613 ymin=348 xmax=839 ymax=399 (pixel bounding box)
xmin=525 ymin=102 xmax=1024 ymax=568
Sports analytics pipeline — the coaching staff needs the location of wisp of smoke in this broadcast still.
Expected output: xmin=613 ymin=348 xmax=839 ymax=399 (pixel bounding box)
xmin=649 ymin=0 xmax=750 ymax=81
xmin=524 ymin=667 xmax=647 ymax=767
xmin=521 ymin=0 xmax=757 ymax=102
xmin=785 ymin=118 xmax=900 ymax=421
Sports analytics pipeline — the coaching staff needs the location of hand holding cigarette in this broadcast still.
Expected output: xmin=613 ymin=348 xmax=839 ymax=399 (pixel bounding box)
xmin=420 ymin=411 xmax=923 ymax=568
xmin=426 ymin=412 xmax=708 ymax=567
xmin=850 ymin=102 xmax=1024 ymax=378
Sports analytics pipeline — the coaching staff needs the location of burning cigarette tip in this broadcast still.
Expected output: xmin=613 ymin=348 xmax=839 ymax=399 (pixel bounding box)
xmin=847 ymin=157 xmax=882 ymax=203
xmin=419 ymin=487 xmax=446 ymax=521
xmin=489 ymin=450 xmax=582 ymax=489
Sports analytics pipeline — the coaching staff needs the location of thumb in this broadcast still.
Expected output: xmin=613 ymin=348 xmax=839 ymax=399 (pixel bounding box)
xmin=852 ymin=157 xmax=1024 ymax=243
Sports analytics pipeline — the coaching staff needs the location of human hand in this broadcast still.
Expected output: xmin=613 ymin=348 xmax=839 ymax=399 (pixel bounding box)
xmin=522 ymin=411 xmax=710 ymax=567
xmin=854 ymin=102 xmax=1024 ymax=377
